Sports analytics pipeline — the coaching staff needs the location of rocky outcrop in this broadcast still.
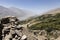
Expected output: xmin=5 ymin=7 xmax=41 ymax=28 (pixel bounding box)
xmin=1 ymin=16 xmax=38 ymax=40
xmin=0 ymin=16 xmax=27 ymax=40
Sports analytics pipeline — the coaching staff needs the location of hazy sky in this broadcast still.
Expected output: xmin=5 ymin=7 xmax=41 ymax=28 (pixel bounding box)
xmin=0 ymin=0 xmax=60 ymax=14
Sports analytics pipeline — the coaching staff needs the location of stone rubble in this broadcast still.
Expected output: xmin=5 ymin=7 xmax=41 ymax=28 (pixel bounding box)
xmin=0 ymin=16 xmax=27 ymax=40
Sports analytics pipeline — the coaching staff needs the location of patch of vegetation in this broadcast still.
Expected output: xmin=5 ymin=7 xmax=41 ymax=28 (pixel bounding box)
xmin=28 ymin=13 xmax=60 ymax=32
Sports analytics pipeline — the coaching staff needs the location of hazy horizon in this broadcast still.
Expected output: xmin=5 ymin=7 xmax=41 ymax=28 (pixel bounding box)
xmin=0 ymin=0 xmax=60 ymax=14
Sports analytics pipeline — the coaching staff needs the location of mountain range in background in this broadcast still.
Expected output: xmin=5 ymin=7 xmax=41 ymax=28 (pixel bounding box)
xmin=0 ymin=6 xmax=36 ymax=20
xmin=0 ymin=6 xmax=60 ymax=20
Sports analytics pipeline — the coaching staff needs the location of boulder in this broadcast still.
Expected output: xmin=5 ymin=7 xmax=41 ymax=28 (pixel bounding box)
xmin=21 ymin=35 xmax=27 ymax=40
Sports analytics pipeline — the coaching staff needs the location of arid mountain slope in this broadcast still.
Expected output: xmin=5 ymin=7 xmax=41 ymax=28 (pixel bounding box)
xmin=0 ymin=6 xmax=35 ymax=20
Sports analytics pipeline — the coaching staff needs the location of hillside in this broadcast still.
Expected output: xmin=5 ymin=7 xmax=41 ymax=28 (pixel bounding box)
xmin=20 ymin=8 xmax=60 ymax=24
xmin=29 ymin=13 xmax=60 ymax=30
xmin=19 ymin=8 xmax=60 ymax=32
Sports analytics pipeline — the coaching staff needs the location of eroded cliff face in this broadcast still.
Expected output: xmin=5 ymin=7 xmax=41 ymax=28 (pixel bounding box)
xmin=1 ymin=16 xmax=60 ymax=40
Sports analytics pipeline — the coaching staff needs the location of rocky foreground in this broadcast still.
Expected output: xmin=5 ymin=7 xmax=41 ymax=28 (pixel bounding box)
xmin=0 ymin=16 xmax=38 ymax=40
xmin=0 ymin=16 xmax=60 ymax=40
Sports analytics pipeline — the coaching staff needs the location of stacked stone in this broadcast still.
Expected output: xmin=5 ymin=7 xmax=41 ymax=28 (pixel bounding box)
xmin=1 ymin=16 xmax=27 ymax=40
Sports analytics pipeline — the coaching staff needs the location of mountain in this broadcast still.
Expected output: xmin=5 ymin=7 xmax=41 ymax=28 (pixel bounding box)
xmin=23 ymin=8 xmax=60 ymax=31
xmin=19 ymin=8 xmax=60 ymax=40
xmin=0 ymin=6 xmax=18 ymax=18
xmin=0 ymin=6 xmax=35 ymax=20
xmin=9 ymin=7 xmax=35 ymax=20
